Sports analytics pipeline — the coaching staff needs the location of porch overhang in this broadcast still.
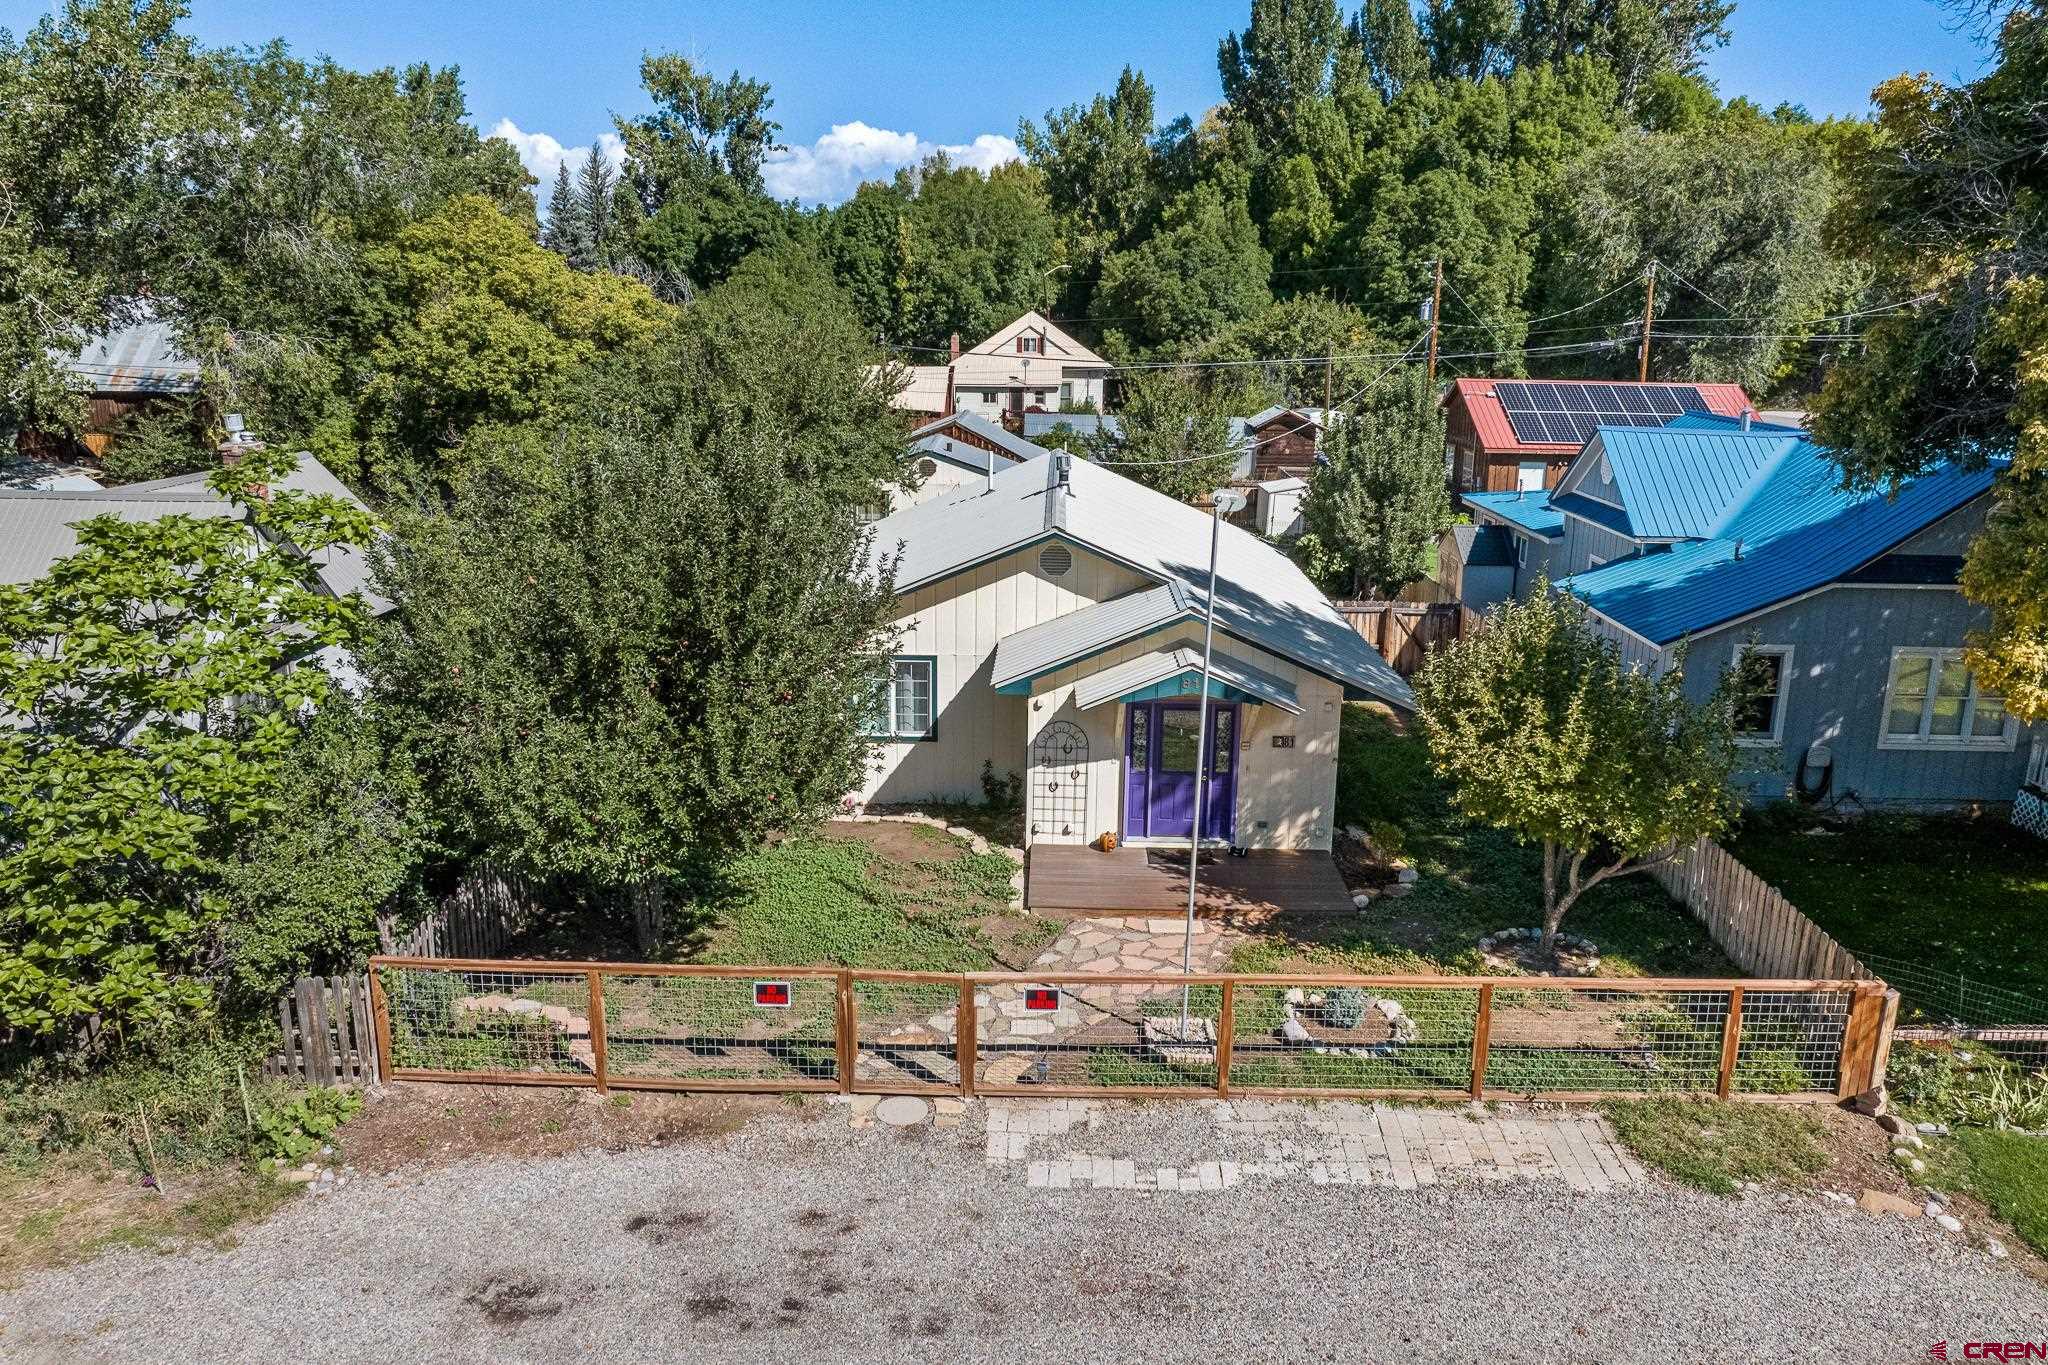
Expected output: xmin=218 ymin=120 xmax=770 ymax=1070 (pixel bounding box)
xmin=1070 ymin=643 xmax=1303 ymax=715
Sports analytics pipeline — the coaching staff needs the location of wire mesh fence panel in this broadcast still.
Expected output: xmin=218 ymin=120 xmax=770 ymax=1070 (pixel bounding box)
xmin=381 ymin=965 xmax=593 ymax=1078
xmin=1856 ymin=952 xmax=2048 ymax=1074
xmin=1734 ymin=990 xmax=1850 ymax=1095
xmin=852 ymin=978 xmax=962 ymax=1091
xmin=1484 ymin=987 xmax=1731 ymax=1095
xmin=976 ymin=978 xmax=1220 ymax=1091
xmin=1228 ymin=983 xmax=1479 ymax=1093
xmin=600 ymin=972 xmax=839 ymax=1085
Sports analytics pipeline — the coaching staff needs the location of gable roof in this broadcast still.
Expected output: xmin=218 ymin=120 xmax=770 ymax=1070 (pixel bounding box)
xmin=1449 ymin=523 xmax=1516 ymax=569
xmin=963 ymin=311 xmax=1110 ymax=370
xmin=868 ymin=453 xmax=1412 ymax=707
xmin=910 ymin=410 xmax=1041 ymax=464
xmin=0 ymin=453 xmax=390 ymax=613
xmin=1446 ymin=378 xmax=1752 ymax=455
xmin=1463 ymin=491 xmax=1565 ymax=539
xmin=1071 ymin=640 xmax=1304 ymax=714
xmin=62 ymin=302 xmax=200 ymax=395
xmin=1560 ymin=433 xmax=1999 ymax=644
xmin=889 ymin=365 xmax=951 ymax=412
xmin=1557 ymin=427 xmax=1795 ymax=541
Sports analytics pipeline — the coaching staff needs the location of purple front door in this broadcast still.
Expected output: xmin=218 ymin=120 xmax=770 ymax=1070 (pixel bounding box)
xmin=1123 ymin=701 xmax=1237 ymax=842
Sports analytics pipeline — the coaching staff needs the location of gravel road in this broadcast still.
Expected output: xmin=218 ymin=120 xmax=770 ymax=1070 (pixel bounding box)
xmin=3 ymin=1101 xmax=2042 ymax=1364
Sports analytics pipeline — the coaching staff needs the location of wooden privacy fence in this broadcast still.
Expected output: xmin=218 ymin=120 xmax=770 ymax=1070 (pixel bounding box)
xmin=376 ymin=865 xmax=544 ymax=959
xmin=366 ymin=956 xmax=1894 ymax=1105
xmin=1330 ymin=600 xmax=1463 ymax=676
xmin=1649 ymin=837 xmax=1869 ymax=981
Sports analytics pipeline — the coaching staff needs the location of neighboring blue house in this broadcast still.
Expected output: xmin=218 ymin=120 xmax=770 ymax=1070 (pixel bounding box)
xmin=1458 ymin=413 xmax=2033 ymax=811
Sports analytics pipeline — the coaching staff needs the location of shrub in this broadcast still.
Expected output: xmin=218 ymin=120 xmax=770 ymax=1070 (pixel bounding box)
xmin=1324 ymin=987 xmax=1370 ymax=1029
xmin=254 ymin=1088 xmax=363 ymax=1161
xmin=1889 ymin=1044 xmax=2048 ymax=1129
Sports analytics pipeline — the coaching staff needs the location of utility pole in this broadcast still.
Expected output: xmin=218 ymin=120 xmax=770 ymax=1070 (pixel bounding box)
xmin=1637 ymin=261 xmax=1657 ymax=383
xmin=1425 ymin=258 xmax=1444 ymax=387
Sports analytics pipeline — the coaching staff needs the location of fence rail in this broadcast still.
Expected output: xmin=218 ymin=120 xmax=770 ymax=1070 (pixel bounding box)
xmin=366 ymin=955 xmax=1892 ymax=1105
xmin=1648 ymin=837 xmax=1868 ymax=981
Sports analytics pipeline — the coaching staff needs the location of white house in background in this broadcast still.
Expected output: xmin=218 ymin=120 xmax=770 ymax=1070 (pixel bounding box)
xmin=882 ymin=312 xmax=1113 ymax=424
xmin=857 ymin=450 xmax=1412 ymax=851
xmin=875 ymin=411 xmax=1044 ymax=517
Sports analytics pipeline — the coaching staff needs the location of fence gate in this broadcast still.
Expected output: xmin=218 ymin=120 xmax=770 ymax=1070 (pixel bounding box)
xmin=1030 ymin=720 xmax=1088 ymax=842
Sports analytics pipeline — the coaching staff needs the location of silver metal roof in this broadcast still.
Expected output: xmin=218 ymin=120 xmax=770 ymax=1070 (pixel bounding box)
xmin=0 ymin=453 xmax=388 ymax=614
xmin=990 ymin=582 xmax=1192 ymax=689
xmin=868 ymin=453 xmax=1412 ymax=708
xmin=1071 ymin=639 xmax=1303 ymax=714
xmin=63 ymin=305 xmax=200 ymax=394
xmin=910 ymin=410 xmax=1042 ymax=464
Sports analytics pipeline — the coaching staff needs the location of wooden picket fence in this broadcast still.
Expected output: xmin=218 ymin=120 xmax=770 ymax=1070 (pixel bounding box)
xmin=1648 ymin=836 xmax=1869 ymax=981
xmin=264 ymin=865 xmax=545 ymax=1084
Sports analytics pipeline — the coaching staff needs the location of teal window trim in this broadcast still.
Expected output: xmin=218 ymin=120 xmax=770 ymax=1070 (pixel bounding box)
xmin=868 ymin=655 xmax=939 ymax=742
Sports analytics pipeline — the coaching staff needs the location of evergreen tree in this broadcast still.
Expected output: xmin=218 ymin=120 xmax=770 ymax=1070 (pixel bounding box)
xmin=574 ymin=145 xmax=620 ymax=271
xmin=541 ymin=161 xmax=581 ymax=258
xmin=1298 ymin=367 xmax=1454 ymax=597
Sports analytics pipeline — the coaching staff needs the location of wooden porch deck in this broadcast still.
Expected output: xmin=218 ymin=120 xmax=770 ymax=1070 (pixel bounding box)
xmin=1024 ymin=844 xmax=1355 ymax=920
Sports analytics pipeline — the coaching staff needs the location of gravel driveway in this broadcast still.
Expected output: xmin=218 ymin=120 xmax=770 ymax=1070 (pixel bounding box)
xmin=3 ymin=1100 xmax=2042 ymax=1364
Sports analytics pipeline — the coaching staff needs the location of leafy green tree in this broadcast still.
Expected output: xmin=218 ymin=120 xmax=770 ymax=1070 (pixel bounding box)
xmin=1413 ymin=588 xmax=1748 ymax=953
xmin=1198 ymin=294 xmax=1377 ymax=405
xmin=1812 ymin=4 xmax=2048 ymax=720
xmin=1084 ymin=367 xmax=1246 ymax=502
xmin=1536 ymin=119 xmax=1850 ymax=390
xmin=354 ymin=194 xmax=674 ymax=486
xmin=1097 ymin=183 xmax=1273 ymax=357
xmin=1299 ymin=366 xmax=1454 ymax=595
xmin=1018 ymin=66 xmax=1163 ymax=316
xmin=1218 ymin=0 xmax=1350 ymax=163
xmin=0 ymin=446 xmax=375 ymax=1036
xmin=213 ymin=697 xmax=436 ymax=1006
xmin=368 ymin=316 xmax=900 ymax=946
xmin=635 ymin=178 xmax=802 ymax=296
xmin=616 ymin=52 xmax=779 ymax=209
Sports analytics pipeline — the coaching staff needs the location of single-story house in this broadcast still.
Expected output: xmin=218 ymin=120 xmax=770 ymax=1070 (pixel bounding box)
xmin=1442 ymin=378 xmax=1753 ymax=493
xmin=17 ymin=302 xmax=202 ymax=462
xmin=857 ymin=450 xmax=1412 ymax=849
xmin=1526 ymin=411 xmax=2032 ymax=809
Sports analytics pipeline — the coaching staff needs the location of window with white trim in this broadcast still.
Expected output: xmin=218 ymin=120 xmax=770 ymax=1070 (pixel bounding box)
xmin=872 ymin=656 xmax=936 ymax=740
xmin=1879 ymin=649 xmax=2014 ymax=749
xmin=1732 ymin=644 xmax=1792 ymax=745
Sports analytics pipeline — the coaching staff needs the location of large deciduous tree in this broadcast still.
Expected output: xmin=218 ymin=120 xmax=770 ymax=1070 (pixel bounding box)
xmin=1812 ymin=4 xmax=2047 ymax=720
xmin=1018 ymin=66 xmax=1163 ymax=317
xmin=0 ymin=446 xmax=375 ymax=1036
xmin=368 ymin=258 xmax=903 ymax=946
xmin=1298 ymin=366 xmax=1455 ymax=596
xmin=1083 ymin=367 xmax=1248 ymax=503
xmin=1413 ymin=588 xmax=1749 ymax=953
xmin=1096 ymin=183 xmax=1273 ymax=357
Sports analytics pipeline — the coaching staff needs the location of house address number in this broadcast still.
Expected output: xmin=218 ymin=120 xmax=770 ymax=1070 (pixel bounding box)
xmin=1271 ymin=734 xmax=1295 ymax=749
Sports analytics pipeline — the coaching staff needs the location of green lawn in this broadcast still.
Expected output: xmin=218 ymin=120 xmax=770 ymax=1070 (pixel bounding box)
xmin=1726 ymin=811 xmax=2048 ymax=993
xmin=1939 ymin=1128 xmax=2048 ymax=1256
xmin=1601 ymin=1096 xmax=1831 ymax=1195
xmin=1244 ymin=706 xmax=1733 ymax=979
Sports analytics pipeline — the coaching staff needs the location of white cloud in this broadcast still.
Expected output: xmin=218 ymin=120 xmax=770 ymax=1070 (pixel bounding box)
xmin=762 ymin=121 xmax=1022 ymax=205
xmin=488 ymin=117 xmax=626 ymax=190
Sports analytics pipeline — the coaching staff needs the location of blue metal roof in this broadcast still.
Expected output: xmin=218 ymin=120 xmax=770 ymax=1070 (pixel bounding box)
xmin=1560 ymin=436 xmax=1998 ymax=644
xmin=1595 ymin=427 xmax=1797 ymax=540
xmin=1463 ymin=491 xmax=1564 ymax=538
xmin=1662 ymin=411 xmax=1806 ymax=435
xmin=1551 ymin=490 xmax=1637 ymax=536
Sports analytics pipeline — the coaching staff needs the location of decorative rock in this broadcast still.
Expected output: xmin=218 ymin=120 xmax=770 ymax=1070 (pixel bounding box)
xmin=1988 ymin=1238 xmax=2010 ymax=1260
xmin=1916 ymin=1121 xmax=1947 ymax=1135
xmin=1283 ymin=987 xmax=1306 ymax=1005
xmin=279 ymin=1168 xmax=319 ymax=1185
xmin=933 ymin=1098 xmax=966 ymax=1117
xmin=1924 ymin=1199 xmax=1945 ymax=1218
xmin=1280 ymin=1016 xmax=1313 ymax=1045
xmin=1380 ymin=882 xmax=1413 ymax=899
xmin=1935 ymin=1213 xmax=1964 ymax=1234
xmin=1877 ymin=1114 xmax=1912 ymax=1136
xmin=1395 ymin=867 xmax=1419 ymax=885
xmin=1352 ymin=893 xmax=1372 ymax=910
xmin=1900 ymin=1132 xmax=1926 ymax=1150
xmin=1856 ymin=1188 xmax=1922 ymax=1218
xmin=1911 ymin=1158 xmax=1927 ymax=1174
xmin=874 ymin=1096 xmax=931 ymax=1127
xmin=1850 ymin=1086 xmax=1889 ymax=1118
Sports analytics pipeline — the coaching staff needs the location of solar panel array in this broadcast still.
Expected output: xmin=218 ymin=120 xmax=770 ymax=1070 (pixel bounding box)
xmin=1496 ymin=381 xmax=1710 ymax=447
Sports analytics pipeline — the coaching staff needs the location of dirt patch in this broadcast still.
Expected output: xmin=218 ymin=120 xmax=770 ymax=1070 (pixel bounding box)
xmin=338 ymin=1082 xmax=798 ymax=1174
xmin=464 ymin=1271 xmax=565 ymax=1324
xmin=0 ymin=1163 xmax=295 ymax=1289
xmin=816 ymin=818 xmax=960 ymax=863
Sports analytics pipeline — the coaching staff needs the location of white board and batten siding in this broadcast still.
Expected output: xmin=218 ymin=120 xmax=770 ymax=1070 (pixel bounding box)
xmin=860 ymin=541 xmax=1151 ymax=804
xmin=1022 ymin=627 xmax=1343 ymax=849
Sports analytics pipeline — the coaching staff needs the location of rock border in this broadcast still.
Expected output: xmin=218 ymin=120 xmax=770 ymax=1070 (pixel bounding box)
xmin=1278 ymin=987 xmax=1420 ymax=1058
xmin=836 ymin=808 xmax=1026 ymax=911
xmin=1477 ymin=927 xmax=1601 ymax=976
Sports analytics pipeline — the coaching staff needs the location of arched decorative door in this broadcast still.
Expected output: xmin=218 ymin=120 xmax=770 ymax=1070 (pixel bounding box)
xmin=1029 ymin=721 xmax=1088 ymax=841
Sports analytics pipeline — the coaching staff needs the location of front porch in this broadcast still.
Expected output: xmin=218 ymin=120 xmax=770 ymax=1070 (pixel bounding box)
xmin=1023 ymin=843 xmax=1355 ymax=920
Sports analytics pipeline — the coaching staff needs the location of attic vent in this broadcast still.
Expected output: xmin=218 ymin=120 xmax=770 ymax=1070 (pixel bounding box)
xmin=1038 ymin=543 xmax=1073 ymax=578
xmin=1599 ymin=455 xmax=1613 ymax=486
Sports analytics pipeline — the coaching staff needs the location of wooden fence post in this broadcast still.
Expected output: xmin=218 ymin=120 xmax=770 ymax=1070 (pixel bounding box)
xmin=1715 ymin=986 xmax=1745 ymax=1099
xmin=957 ymin=978 xmax=978 ymax=1099
xmin=836 ymin=971 xmax=856 ymax=1095
xmin=1215 ymin=981 xmax=1237 ymax=1099
xmin=367 ymin=967 xmax=394 ymax=1085
xmin=586 ymin=970 xmax=609 ymax=1093
xmin=1836 ymin=982 xmax=1892 ymax=1099
xmin=1469 ymin=984 xmax=1494 ymax=1100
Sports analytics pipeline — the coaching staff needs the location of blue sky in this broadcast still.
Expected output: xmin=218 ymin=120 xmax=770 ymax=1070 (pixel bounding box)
xmin=2 ymin=1 xmax=1997 ymax=204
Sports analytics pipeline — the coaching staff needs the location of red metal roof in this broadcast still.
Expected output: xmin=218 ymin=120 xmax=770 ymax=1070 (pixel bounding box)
xmin=1445 ymin=378 xmax=1753 ymax=456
